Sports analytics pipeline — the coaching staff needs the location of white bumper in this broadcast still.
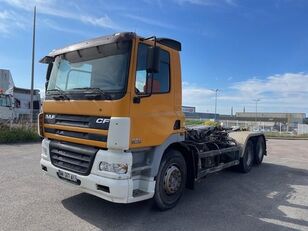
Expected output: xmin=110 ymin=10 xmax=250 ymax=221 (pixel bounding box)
xmin=40 ymin=139 xmax=155 ymax=203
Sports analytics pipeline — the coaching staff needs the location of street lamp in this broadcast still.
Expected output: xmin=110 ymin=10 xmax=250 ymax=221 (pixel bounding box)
xmin=211 ymin=89 xmax=221 ymax=121
xmin=30 ymin=6 xmax=36 ymax=125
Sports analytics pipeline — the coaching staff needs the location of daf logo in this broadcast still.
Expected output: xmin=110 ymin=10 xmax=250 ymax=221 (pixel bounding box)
xmin=96 ymin=118 xmax=110 ymax=124
xmin=45 ymin=114 xmax=55 ymax=119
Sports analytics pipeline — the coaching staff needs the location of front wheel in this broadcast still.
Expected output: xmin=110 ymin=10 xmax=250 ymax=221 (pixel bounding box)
xmin=154 ymin=150 xmax=187 ymax=210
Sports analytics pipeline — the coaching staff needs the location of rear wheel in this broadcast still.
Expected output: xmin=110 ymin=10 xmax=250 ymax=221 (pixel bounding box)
xmin=238 ymin=140 xmax=254 ymax=173
xmin=255 ymin=136 xmax=265 ymax=165
xmin=154 ymin=150 xmax=187 ymax=210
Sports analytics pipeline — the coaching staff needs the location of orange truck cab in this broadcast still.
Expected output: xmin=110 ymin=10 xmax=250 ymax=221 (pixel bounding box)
xmin=39 ymin=32 xmax=266 ymax=210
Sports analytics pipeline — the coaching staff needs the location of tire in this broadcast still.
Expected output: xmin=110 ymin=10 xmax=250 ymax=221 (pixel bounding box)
xmin=154 ymin=150 xmax=187 ymax=210
xmin=254 ymin=136 xmax=265 ymax=165
xmin=238 ymin=140 xmax=254 ymax=173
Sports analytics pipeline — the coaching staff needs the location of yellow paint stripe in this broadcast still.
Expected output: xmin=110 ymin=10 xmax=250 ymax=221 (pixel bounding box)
xmin=44 ymin=132 xmax=107 ymax=148
xmin=44 ymin=124 xmax=108 ymax=136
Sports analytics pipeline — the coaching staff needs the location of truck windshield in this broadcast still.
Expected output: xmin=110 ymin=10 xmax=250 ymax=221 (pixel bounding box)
xmin=46 ymin=41 xmax=131 ymax=100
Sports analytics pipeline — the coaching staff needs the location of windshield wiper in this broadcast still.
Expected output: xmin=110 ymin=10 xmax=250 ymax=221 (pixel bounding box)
xmin=71 ymin=87 xmax=112 ymax=100
xmin=47 ymin=89 xmax=70 ymax=100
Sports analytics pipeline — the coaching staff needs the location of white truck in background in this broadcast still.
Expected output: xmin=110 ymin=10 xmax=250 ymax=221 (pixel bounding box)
xmin=0 ymin=93 xmax=15 ymax=122
xmin=0 ymin=87 xmax=41 ymax=123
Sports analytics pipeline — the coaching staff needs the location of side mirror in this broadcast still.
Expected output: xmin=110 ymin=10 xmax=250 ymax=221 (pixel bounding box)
xmin=146 ymin=46 xmax=160 ymax=73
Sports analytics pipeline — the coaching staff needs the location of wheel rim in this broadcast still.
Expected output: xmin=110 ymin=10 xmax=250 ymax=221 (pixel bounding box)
xmin=163 ymin=165 xmax=182 ymax=195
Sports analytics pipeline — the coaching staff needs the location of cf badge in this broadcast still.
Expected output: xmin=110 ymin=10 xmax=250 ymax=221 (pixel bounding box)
xmin=96 ymin=118 xmax=110 ymax=124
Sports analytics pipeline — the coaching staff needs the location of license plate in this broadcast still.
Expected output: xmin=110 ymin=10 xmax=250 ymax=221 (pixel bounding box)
xmin=58 ymin=169 xmax=78 ymax=183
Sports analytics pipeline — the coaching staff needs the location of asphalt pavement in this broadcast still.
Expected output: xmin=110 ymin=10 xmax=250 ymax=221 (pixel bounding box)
xmin=0 ymin=139 xmax=307 ymax=231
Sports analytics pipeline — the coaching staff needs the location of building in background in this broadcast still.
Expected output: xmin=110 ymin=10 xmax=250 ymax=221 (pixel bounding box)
xmin=220 ymin=112 xmax=306 ymax=133
xmin=0 ymin=69 xmax=41 ymax=121
xmin=0 ymin=69 xmax=14 ymax=92
xmin=182 ymin=105 xmax=306 ymax=133
xmin=182 ymin=106 xmax=218 ymax=120
xmin=234 ymin=112 xmax=306 ymax=125
xmin=12 ymin=87 xmax=41 ymax=119
xmin=182 ymin=106 xmax=196 ymax=113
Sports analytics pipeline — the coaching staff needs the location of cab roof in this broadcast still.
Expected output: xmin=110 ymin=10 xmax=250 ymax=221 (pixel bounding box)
xmin=40 ymin=32 xmax=181 ymax=63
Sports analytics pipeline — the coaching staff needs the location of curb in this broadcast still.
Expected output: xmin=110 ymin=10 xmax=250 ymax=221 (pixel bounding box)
xmin=266 ymin=137 xmax=308 ymax=140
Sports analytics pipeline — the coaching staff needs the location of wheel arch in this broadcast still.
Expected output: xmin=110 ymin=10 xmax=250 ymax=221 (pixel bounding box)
xmin=149 ymin=133 xmax=197 ymax=190
xmin=150 ymin=133 xmax=185 ymax=178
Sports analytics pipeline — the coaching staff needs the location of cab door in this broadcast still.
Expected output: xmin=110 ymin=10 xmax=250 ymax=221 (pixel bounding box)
xmin=130 ymin=43 xmax=177 ymax=148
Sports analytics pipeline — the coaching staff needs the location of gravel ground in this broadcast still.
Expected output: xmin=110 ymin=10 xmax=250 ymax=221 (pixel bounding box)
xmin=0 ymin=139 xmax=307 ymax=231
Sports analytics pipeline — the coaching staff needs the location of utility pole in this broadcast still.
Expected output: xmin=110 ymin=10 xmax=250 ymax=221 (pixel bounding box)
xmin=30 ymin=6 xmax=36 ymax=125
xmin=212 ymin=89 xmax=221 ymax=121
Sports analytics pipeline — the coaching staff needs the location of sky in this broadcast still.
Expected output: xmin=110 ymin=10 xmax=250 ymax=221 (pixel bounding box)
xmin=0 ymin=0 xmax=307 ymax=115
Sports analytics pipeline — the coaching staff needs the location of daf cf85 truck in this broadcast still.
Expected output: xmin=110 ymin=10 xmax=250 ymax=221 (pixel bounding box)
xmin=39 ymin=32 xmax=266 ymax=210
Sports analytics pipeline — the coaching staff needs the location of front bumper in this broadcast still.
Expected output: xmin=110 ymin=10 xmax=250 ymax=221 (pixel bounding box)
xmin=40 ymin=139 xmax=155 ymax=203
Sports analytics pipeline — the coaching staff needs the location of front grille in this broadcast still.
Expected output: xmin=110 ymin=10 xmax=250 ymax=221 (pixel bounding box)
xmin=45 ymin=128 xmax=107 ymax=142
xmin=44 ymin=114 xmax=110 ymax=130
xmin=49 ymin=141 xmax=98 ymax=176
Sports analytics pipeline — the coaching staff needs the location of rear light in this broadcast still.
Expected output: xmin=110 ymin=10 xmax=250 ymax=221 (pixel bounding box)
xmin=38 ymin=113 xmax=44 ymax=137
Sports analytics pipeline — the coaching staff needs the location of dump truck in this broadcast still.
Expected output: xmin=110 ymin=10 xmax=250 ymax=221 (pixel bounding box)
xmin=39 ymin=32 xmax=266 ymax=210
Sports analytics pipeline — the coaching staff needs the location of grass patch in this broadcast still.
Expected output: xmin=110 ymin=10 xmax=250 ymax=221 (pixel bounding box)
xmin=185 ymin=120 xmax=221 ymax=127
xmin=0 ymin=125 xmax=40 ymax=144
xmin=185 ymin=120 xmax=205 ymax=126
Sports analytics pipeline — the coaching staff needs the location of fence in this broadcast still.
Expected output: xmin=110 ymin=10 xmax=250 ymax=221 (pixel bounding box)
xmin=0 ymin=109 xmax=39 ymax=129
xmin=298 ymin=124 xmax=308 ymax=135
xmin=187 ymin=118 xmax=308 ymax=136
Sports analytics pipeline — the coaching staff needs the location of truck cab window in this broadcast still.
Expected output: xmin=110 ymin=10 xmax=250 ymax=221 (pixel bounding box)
xmin=6 ymin=96 xmax=11 ymax=107
xmin=0 ymin=95 xmax=6 ymax=107
xmin=135 ymin=43 xmax=170 ymax=94
xmin=0 ymin=95 xmax=10 ymax=107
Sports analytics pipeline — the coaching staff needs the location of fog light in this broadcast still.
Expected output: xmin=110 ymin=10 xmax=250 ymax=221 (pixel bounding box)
xmin=99 ymin=161 xmax=128 ymax=174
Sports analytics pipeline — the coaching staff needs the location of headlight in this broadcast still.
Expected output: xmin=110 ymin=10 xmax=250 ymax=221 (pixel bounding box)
xmin=99 ymin=161 xmax=128 ymax=174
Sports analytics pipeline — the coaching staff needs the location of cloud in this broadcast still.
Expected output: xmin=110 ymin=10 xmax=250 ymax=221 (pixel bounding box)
xmin=41 ymin=19 xmax=90 ymax=36
xmin=80 ymin=15 xmax=118 ymax=29
xmin=173 ymin=0 xmax=237 ymax=6
xmin=0 ymin=10 xmax=27 ymax=36
xmin=224 ymin=73 xmax=308 ymax=113
xmin=124 ymin=14 xmax=176 ymax=30
xmin=182 ymin=82 xmax=216 ymax=112
xmin=0 ymin=0 xmax=119 ymax=30
xmin=231 ymin=73 xmax=308 ymax=96
xmin=183 ymin=73 xmax=308 ymax=114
